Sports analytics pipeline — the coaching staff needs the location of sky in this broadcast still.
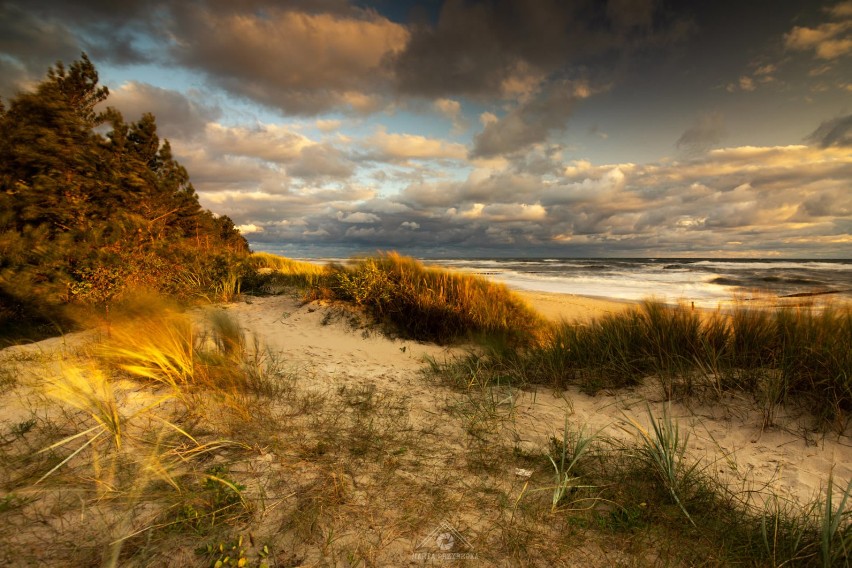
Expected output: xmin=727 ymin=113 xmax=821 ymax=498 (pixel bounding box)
xmin=1 ymin=0 xmax=850 ymax=259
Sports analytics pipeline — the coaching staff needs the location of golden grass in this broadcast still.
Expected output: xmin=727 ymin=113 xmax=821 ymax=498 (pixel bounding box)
xmin=323 ymin=252 xmax=545 ymax=343
xmin=99 ymin=310 xmax=197 ymax=396
xmin=245 ymin=252 xmax=330 ymax=292
xmin=4 ymin=264 xmax=851 ymax=566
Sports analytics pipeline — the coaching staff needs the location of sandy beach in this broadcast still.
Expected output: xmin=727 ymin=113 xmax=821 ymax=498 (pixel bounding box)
xmin=1 ymin=290 xmax=850 ymax=565
xmin=224 ymin=292 xmax=852 ymax=506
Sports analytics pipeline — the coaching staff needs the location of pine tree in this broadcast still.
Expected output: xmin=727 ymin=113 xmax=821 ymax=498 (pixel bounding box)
xmin=0 ymin=54 xmax=249 ymax=341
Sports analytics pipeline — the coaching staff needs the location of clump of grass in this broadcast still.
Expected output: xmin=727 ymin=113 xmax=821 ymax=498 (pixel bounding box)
xmin=98 ymin=309 xmax=197 ymax=398
xmin=30 ymin=357 xmax=231 ymax=566
xmin=317 ymin=252 xmax=544 ymax=344
xmin=98 ymin=307 xmax=278 ymax=404
xmin=38 ymin=365 xmax=124 ymax=485
xmin=4 ymin=301 xmax=281 ymax=565
xmin=208 ymin=309 xmax=246 ymax=359
xmin=458 ymin=299 xmax=851 ymax=428
xmin=545 ymin=416 xmax=597 ymax=512
xmin=244 ymin=252 xmax=330 ymax=292
xmin=819 ymin=471 xmax=852 ymax=567
xmin=624 ymin=406 xmax=700 ymax=526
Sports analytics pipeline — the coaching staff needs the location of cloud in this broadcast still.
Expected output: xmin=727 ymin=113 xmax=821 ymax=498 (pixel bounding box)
xmin=433 ymin=97 xmax=468 ymax=133
xmin=169 ymin=4 xmax=409 ymax=114
xmin=287 ymin=144 xmax=355 ymax=179
xmin=337 ymin=211 xmax=380 ymax=223
xmin=106 ymin=82 xmax=221 ymax=139
xmin=607 ymin=0 xmax=655 ymax=30
xmin=434 ymin=98 xmax=461 ymax=121
xmin=392 ymin=0 xmax=683 ymax=99
xmin=363 ymin=127 xmax=467 ymax=162
xmin=785 ymin=3 xmax=852 ymax=60
xmin=204 ymin=123 xmax=314 ymax=163
xmin=236 ymin=141 xmax=851 ymax=256
xmin=676 ymin=112 xmax=726 ymax=154
xmin=470 ymin=81 xmax=588 ymax=157
xmin=0 ymin=3 xmax=81 ymax=96
xmin=0 ymin=0 xmax=171 ymax=94
xmin=830 ymin=1 xmax=852 ymax=18
xmin=237 ymin=223 xmax=263 ymax=234
xmin=315 ymin=119 xmax=343 ymax=132
xmin=806 ymin=114 xmax=852 ymax=147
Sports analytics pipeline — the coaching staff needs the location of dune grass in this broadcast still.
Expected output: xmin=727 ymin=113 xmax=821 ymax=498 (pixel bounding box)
xmin=1 ymin=286 xmax=850 ymax=565
xmin=444 ymin=299 xmax=852 ymax=429
xmin=4 ymin=253 xmax=849 ymax=565
xmin=244 ymin=251 xmax=330 ymax=292
xmin=429 ymin=353 xmax=852 ymax=566
xmin=244 ymin=251 xmax=543 ymax=343
xmin=0 ymin=305 xmax=296 ymax=565
xmin=244 ymin=251 xmax=850 ymax=426
xmin=312 ymin=252 xmax=545 ymax=344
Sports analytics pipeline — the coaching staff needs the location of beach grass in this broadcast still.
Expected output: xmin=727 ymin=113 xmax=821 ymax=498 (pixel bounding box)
xmin=244 ymin=251 xmax=330 ymax=292
xmin=312 ymin=252 xmax=546 ymax=344
xmin=438 ymin=299 xmax=852 ymax=430
xmin=2 ymin=254 xmax=851 ymax=566
xmin=246 ymin=252 xmax=850 ymax=426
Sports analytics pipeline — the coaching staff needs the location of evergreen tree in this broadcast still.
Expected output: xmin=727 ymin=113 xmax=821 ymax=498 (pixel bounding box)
xmin=0 ymin=54 xmax=250 ymax=341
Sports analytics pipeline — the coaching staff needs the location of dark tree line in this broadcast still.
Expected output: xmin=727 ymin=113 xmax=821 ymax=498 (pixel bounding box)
xmin=0 ymin=55 xmax=249 ymax=339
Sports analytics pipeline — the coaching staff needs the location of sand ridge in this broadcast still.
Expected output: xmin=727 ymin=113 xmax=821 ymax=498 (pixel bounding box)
xmin=219 ymin=293 xmax=852 ymax=509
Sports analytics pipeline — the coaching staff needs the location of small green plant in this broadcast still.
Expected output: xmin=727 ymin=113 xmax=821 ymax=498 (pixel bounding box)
xmin=175 ymin=465 xmax=249 ymax=533
xmin=197 ymin=534 xmax=272 ymax=568
xmin=546 ymin=416 xmax=597 ymax=512
xmin=0 ymin=493 xmax=27 ymax=514
xmin=820 ymin=471 xmax=852 ymax=567
xmin=625 ymin=406 xmax=699 ymax=526
xmin=10 ymin=418 xmax=37 ymax=437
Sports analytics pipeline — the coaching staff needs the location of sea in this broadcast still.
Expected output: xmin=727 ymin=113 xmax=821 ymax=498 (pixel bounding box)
xmin=299 ymin=257 xmax=852 ymax=309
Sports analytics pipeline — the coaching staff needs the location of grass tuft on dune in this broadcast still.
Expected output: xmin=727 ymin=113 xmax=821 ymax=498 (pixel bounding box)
xmin=317 ymin=252 xmax=545 ymax=344
xmin=441 ymin=298 xmax=852 ymax=429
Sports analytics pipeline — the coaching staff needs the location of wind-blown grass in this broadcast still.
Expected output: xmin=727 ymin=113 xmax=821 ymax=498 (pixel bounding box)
xmin=454 ymin=300 xmax=852 ymax=428
xmin=315 ymin=252 xmax=544 ymax=344
xmin=245 ymin=251 xmax=330 ymax=292
xmin=0 ymin=303 xmax=282 ymax=565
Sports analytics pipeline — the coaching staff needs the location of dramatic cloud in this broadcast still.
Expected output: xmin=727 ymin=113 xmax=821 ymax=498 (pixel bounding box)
xmin=806 ymin=114 xmax=852 ymax=147
xmin=470 ymin=81 xmax=593 ymax=158
xmin=0 ymin=3 xmax=80 ymax=95
xmin=392 ymin=0 xmax=680 ymax=99
xmin=3 ymin=0 xmax=849 ymax=258
xmin=106 ymin=82 xmax=221 ymax=140
xmin=238 ymin=141 xmax=851 ymax=256
xmin=170 ymin=4 xmax=409 ymax=114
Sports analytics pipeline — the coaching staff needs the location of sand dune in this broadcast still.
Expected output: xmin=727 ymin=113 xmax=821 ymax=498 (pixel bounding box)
xmin=215 ymin=293 xmax=851 ymax=509
xmin=1 ymin=291 xmax=850 ymax=565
